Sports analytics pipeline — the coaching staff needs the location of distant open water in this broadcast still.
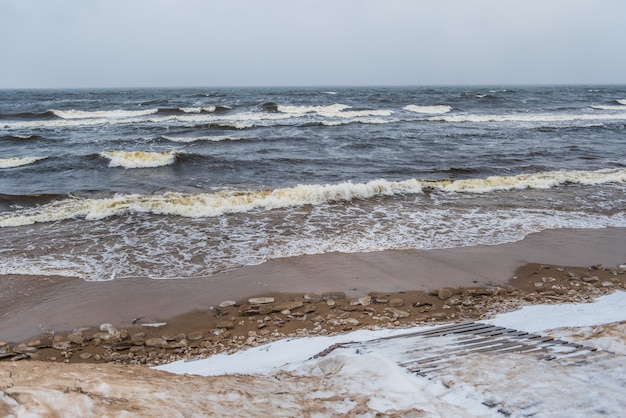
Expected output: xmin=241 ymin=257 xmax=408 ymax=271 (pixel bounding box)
xmin=1 ymin=86 xmax=625 ymax=281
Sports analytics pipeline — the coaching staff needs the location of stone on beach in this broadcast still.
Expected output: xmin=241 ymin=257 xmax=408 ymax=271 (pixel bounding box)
xmin=248 ymin=297 xmax=275 ymax=304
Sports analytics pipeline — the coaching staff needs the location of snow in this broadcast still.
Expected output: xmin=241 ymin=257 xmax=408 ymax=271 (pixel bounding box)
xmin=154 ymin=291 xmax=626 ymax=417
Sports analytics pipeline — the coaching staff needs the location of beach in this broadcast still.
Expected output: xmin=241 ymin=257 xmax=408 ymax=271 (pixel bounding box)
xmin=1 ymin=227 xmax=624 ymax=359
xmin=1 ymin=228 xmax=626 ymax=416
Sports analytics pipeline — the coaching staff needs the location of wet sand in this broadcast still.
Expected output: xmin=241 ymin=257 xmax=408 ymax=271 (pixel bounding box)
xmin=1 ymin=227 xmax=625 ymax=343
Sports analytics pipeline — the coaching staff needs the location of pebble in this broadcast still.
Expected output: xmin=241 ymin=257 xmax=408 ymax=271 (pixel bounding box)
xmin=79 ymin=352 xmax=92 ymax=360
xmin=321 ymin=291 xmax=346 ymax=300
xmin=388 ymin=298 xmax=404 ymax=307
xmin=145 ymin=338 xmax=168 ymax=348
xmin=219 ymin=300 xmax=237 ymax=308
xmin=248 ymin=297 xmax=275 ymax=304
xmin=385 ymin=307 xmax=410 ymax=318
xmin=438 ymin=288 xmax=453 ymax=300
xmin=188 ymin=331 xmax=204 ymax=341
xmin=13 ymin=343 xmax=37 ymax=354
xmin=216 ymin=321 xmax=235 ymax=330
xmin=358 ymin=296 xmax=372 ymax=306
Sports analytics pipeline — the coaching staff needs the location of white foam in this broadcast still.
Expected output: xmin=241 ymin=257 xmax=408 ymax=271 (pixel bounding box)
xmin=0 ymin=156 xmax=46 ymax=168
xmin=616 ymin=99 xmax=626 ymax=105
xmin=100 ymin=150 xmax=178 ymax=169
xmin=52 ymin=108 xmax=158 ymax=119
xmin=429 ymin=112 xmax=626 ymax=123
xmin=178 ymin=106 xmax=216 ymax=113
xmin=1 ymin=169 xmax=625 ymax=228
xmin=277 ymin=103 xmax=393 ymax=118
xmin=162 ymin=135 xmax=240 ymax=143
xmin=403 ymin=104 xmax=452 ymax=114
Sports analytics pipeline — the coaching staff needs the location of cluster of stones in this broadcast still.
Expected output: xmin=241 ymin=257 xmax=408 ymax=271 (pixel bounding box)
xmin=523 ymin=264 xmax=626 ymax=303
xmin=1 ymin=264 xmax=623 ymax=366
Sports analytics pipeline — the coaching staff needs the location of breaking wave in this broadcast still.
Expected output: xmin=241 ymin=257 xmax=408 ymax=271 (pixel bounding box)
xmin=161 ymin=135 xmax=241 ymax=143
xmin=52 ymin=109 xmax=159 ymax=119
xmin=276 ymin=104 xmax=393 ymax=118
xmin=403 ymin=105 xmax=452 ymax=114
xmin=429 ymin=113 xmax=626 ymax=123
xmin=100 ymin=150 xmax=179 ymax=168
xmin=0 ymin=156 xmax=47 ymax=169
xmin=1 ymin=168 xmax=624 ymax=227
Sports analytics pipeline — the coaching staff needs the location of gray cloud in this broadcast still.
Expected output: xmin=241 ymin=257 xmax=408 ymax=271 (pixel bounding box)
xmin=1 ymin=0 xmax=624 ymax=88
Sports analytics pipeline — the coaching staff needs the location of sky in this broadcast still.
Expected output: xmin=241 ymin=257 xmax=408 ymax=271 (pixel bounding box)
xmin=1 ymin=0 xmax=625 ymax=88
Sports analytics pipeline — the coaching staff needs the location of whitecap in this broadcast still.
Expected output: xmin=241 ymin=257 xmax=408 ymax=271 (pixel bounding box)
xmin=178 ymin=106 xmax=216 ymax=113
xmin=52 ymin=108 xmax=158 ymax=119
xmin=162 ymin=135 xmax=240 ymax=143
xmin=403 ymin=105 xmax=452 ymax=114
xmin=100 ymin=150 xmax=178 ymax=169
xmin=0 ymin=156 xmax=47 ymax=169
xmin=1 ymin=169 xmax=625 ymax=228
xmin=429 ymin=112 xmax=626 ymax=123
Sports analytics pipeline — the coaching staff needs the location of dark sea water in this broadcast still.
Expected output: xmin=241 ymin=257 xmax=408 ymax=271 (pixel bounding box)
xmin=1 ymin=86 xmax=625 ymax=281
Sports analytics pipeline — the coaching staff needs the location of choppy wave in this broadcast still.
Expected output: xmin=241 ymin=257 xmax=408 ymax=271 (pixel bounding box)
xmin=161 ymin=135 xmax=241 ymax=143
xmin=277 ymin=103 xmax=393 ymax=118
xmin=403 ymin=105 xmax=452 ymax=114
xmin=2 ymin=168 xmax=624 ymax=228
xmin=429 ymin=113 xmax=626 ymax=123
xmin=590 ymin=105 xmax=626 ymax=111
xmin=616 ymin=99 xmax=626 ymax=105
xmin=100 ymin=150 xmax=178 ymax=168
xmin=178 ymin=106 xmax=217 ymax=113
xmin=52 ymin=109 xmax=159 ymax=119
xmin=0 ymin=156 xmax=47 ymax=169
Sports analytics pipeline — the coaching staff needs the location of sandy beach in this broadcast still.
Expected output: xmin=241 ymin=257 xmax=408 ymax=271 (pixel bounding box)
xmin=1 ymin=227 xmax=625 ymax=356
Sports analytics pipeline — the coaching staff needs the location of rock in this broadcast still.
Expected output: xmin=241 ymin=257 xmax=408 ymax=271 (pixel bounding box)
xmin=13 ymin=343 xmax=37 ymax=354
xmin=248 ymin=297 xmax=275 ymax=304
xmin=169 ymin=339 xmax=188 ymax=348
xmin=385 ymin=307 xmax=410 ymax=318
xmin=326 ymin=300 xmax=336 ymax=307
xmin=438 ymin=288 xmax=454 ymax=300
xmin=219 ymin=300 xmax=237 ymax=308
xmin=188 ymin=331 xmax=204 ymax=340
xmin=342 ymin=318 xmax=360 ymax=326
xmin=67 ymin=333 xmax=85 ymax=344
xmin=582 ymin=276 xmax=599 ymax=283
xmin=388 ymin=298 xmax=404 ymax=307
xmin=131 ymin=333 xmax=146 ymax=344
xmin=273 ymin=301 xmax=303 ymax=312
xmin=321 ymin=292 xmax=346 ymax=300
xmin=100 ymin=323 xmax=119 ymax=335
xmin=52 ymin=341 xmax=72 ymax=351
xmin=304 ymin=293 xmax=322 ymax=302
xmin=112 ymin=341 xmax=134 ymax=351
xmin=358 ymin=296 xmax=372 ymax=306
xmin=619 ymin=264 xmax=626 ymax=270
xmin=145 ymin=338 xmax=168 ymax=348
xmin=79 ymin=352 xmax=92 ymax=360
xmin=238 ymin=304 xmax=257 ymax=316
xmin=216 ymin=321 xmax=235 ymax=330
xmin=141 ymin=322 xmax=167 ymax=328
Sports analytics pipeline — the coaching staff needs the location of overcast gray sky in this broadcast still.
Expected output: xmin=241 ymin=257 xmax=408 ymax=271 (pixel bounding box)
xmin=1 ymin=0 xmax=625 ymax=88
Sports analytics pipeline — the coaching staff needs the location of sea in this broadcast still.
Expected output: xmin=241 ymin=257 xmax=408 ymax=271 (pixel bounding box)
xmin=1 ymin=86 xmax=625 ymax=282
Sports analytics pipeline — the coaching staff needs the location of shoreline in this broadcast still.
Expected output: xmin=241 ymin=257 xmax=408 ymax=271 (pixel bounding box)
xmin=1 ymin=261 xmax=625 ymax=365
xmin=1 ymin=227 xmax=625 ymax=347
